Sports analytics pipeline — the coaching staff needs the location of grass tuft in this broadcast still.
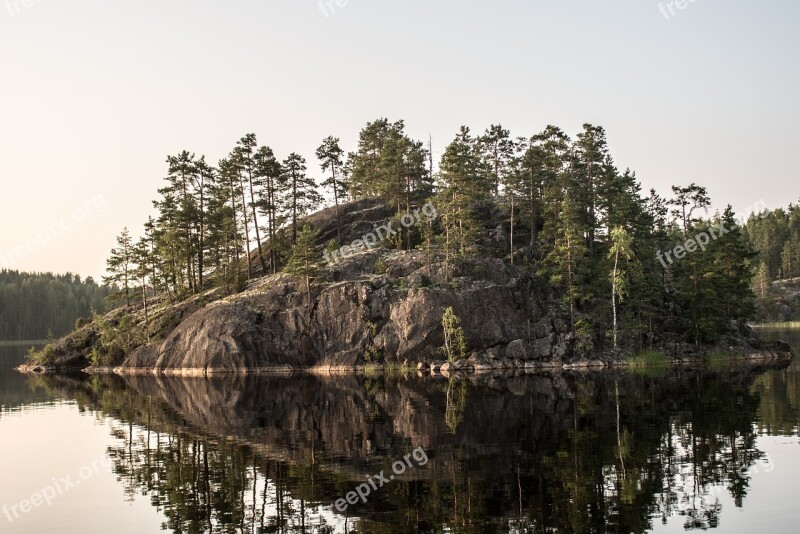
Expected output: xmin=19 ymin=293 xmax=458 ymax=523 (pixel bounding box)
xmin=625 ymin=350 xmax=669 ymax=370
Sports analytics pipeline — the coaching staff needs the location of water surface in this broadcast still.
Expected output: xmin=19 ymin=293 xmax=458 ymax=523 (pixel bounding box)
xmin=1 ymin=335 xmax=799 ymax=533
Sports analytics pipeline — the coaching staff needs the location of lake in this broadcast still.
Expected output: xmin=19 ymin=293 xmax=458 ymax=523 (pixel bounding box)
xmin=1 ymin=332 xmax=799 ymax=534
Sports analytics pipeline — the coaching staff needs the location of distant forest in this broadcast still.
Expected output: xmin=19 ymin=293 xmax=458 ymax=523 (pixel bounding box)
xmin=745 ymin=204 xmax=800 ymax=320
xmin=0 ymin=270 xmax=111 ymax=340
xmin=745 ymin=203 xmax=800 ymax=280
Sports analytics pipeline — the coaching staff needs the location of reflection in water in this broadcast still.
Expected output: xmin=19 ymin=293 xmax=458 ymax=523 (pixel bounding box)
xmin=0 ymin=344 xmax=54 ymax=414
xmin=24 ymin=359 xmax=799 ymax=533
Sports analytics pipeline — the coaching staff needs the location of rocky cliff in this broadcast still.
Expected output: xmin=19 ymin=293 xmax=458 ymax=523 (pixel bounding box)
xmin=117 ymin=250 xmax=573 ymax=374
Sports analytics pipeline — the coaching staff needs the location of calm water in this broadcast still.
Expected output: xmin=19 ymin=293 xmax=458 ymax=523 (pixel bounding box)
xmin=1 ymin=333 xmax=799 ymax=534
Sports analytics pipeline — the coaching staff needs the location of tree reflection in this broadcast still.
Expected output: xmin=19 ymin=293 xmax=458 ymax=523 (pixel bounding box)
xmin=30 ymin=362 xmax=799 ymax=533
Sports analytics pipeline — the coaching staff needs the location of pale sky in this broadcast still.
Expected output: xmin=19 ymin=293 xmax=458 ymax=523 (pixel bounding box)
xmin=1 ymin=0 xmax=798 ymax=279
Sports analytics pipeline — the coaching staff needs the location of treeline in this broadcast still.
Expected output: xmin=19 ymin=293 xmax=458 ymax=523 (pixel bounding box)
xmin=744 ymin=203 xmax=800 ymax=281
xmin=107 ymin=120 xmax=758 ymax=351
xmin=743 ymin=202 xmax=800 ymax=320
xmin=0 ymin=270 xmax=111 ymax=340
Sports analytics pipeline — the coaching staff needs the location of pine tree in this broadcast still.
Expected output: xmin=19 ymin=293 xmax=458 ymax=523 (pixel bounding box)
xmin=713 ymin=207 xmax=757 ymax=325
xmin=163 ymin=150 xmax=199 ymax=292
xmin=480 ymin=125 xmax=516 ymax=260
xmin=572 ymin=124 xmax=610 ymax=254
xmin=528 ymin=126 xmax=571 ymax=252
xmin=193 ymin=156 xmax=214 ymax=289
xmin=670 ymin=183 xmax=711 ymax=236
xmin=480 ymin=124 xmax=513 ymax=197
xmin=349 ymin=118 xmax=391 ymax=198
xmin=541 ymin=196 xmax=588 ymax=330
xmin=217 ymin=156 xmax=246 ymax=284
xmin=435 ymin=126 xmax=491 ymax=267
xmin=377 ymin=127 xmax=431 ymax=249
xmin=281 ymin=153 xmax=322 ymax=246
xmin=671 ymin=208 xmax=756 ymax=344
xmin=226 ymin=144 xmax=253 ymax=280
xmin=131 ymin=236 xmax=151 ymax=339
xmin=105 ymin=228 xmax=134 ymax=306
xmin=254 ymin=145 xmax=285 ymax=273
xmin=754 ymin=261 xmax=770 ymax=299
xmin=348 ymin=119 xmax=431 ymax=211
xmin=316 ymin=136 xmax=346 ymax=244
xmin=141 ymin=216 xmax=160 ymax=296
xmin=504 ymin=138 xmax=526 ymax=263
xmin=781 ymin=238 xmax=799 ymax=279
xmin=234 ymin=133 xmax=268 ymax=274
xmin=285 ymin=225 xmax=321 ymax=299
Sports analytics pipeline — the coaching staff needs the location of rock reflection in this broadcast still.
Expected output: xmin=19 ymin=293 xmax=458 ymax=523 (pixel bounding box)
xmin=35 ymin=363 xmax=799 ymax=533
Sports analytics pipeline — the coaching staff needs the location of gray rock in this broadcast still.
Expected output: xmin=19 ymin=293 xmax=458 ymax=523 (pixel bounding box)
xmin=506 ymin=339 xmax=527 ymax=361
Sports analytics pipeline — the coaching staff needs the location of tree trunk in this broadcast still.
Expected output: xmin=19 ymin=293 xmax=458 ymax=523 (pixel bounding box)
xmin=141 ymin=281 xmax=150 ymax=340
xmin=333 ymin=167 xmax=342 ymax=244
xmin=239 ymin=174 xmax=252 ymax=280
xmin=247 ymin=165 xmax=267 ymax=275
xmin=567 ymin=232 xmax=575 ymax=329
xmin=292 ymin=173 xmax=298 ymax=245
xmin=612 ymin=249 xmax=620 ymax=350
xmin=509 ymin=193 xmax=515 ymax=265
xmin=198 ymin=176 xmax=205 ymax=290
xmin=228 ymin=179 xmax=241 ymax=279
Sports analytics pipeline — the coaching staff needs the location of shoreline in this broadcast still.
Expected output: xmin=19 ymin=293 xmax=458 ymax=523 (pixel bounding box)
xmin=15 ymin=348 xmax=794 ymax=377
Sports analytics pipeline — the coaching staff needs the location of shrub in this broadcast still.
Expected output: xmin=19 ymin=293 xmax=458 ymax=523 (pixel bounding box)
xmin=91 ymin=311 xmax=145 ymax=367
xmin=374 ymin=256 xmax=387 ymax=275
xmin=442 ymin=307 xmax=468 ymax=362
xmin=363 ymin=320 xmax=381 ymax=363
xmin=29 ymin=344 xmax=56 ymax=365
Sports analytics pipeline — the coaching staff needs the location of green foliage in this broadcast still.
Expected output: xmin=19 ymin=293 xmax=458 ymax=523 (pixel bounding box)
xmin=317 ymin=136 xmax=348 ymax=244
xmin=625 ymin=350 xmax=669 ymax=370
xmin=285 ymin=225 xmax=321 ymax=298
xmin=28 ymin=344 xmax=56 ymax=365
xmin=668 ymin=209 xmax=757 ymax=344
xmin=324 ymin=239 xmax=339 ymax=260
xmin=742 ymin=201 xmax=800 ymax=321
xmin=90 ymin=312 xmax=145 ymax=367
xmin=281 ymin=153 xmax=323 ymax=246
xmin=105 ymin=227 xmax=135 ymax=306
xmin=609 ymin=226 xmax=635 ymax=349
xmin=441 ymin=307 xmax=468 ymax=362
xmin=67 ymin=327 xmax=92 ymax=351
xmin=364 ymin=344 xmax=382 ymax=363
xmin=540 ymin=195 xmax=588 ymax=331
xmin=348 ymin=119 xmax=432 ymax=208
xmin=444 ymin=379 xmax=469 ymax=433
xmin=363 ymin=320 xmax=381 ymax=363
xmin=434 ymin=126 xmax=490 ymax=264
xmin=374 ymin=256 xmax=387 ymax=275
xmin=573 ymin=319 xmax=595 ymax=354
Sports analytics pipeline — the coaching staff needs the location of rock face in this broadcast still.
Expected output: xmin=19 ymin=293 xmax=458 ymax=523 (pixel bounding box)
xmin=122 ymin=252 xmax=575 ymax=373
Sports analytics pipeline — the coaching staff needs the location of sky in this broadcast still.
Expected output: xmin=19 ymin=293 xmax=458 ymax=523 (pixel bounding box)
xmin=0 ymin=0 xmax=798 ymax=279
